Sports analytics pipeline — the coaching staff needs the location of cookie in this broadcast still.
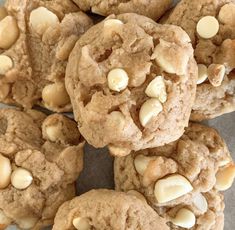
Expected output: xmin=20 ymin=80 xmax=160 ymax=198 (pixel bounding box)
xmin=0 ymin=0 xmax=92 ymax=112
xmin=52 ymin=189 xmax=169 ymax=230
xmin=165 ymin=0 xmax=235 ymax=120
xmin=114 ymin=123 xmax=235 ymax=209
xmin=72 ymin=0 xmax=172 ymax=21
xmin=66 ymin=13 xmax=197 ymax=155
xmin=0 ymin=108 xmax=84 ymax=229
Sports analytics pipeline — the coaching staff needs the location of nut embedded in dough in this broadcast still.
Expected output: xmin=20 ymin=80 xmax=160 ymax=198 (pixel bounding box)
xmin=207 ymin=64 xmax=225 ymax=87
xmin=103 ymin=19 xmax=123 ymax=36
xmin=11 ymin=168 xmax=33 ymax=190
xmin=139 ymin=98 xmax=163 ymax=127
xmin=192 ymin=193 xmax=208 ymax=213
xmin=73 ymin=217 xmax=91 ymax=230
xmin=0 ymin=153 xmax=12 ymax=189
xmin=145 ymin=76 xmax=167 ymax=103
xmin=196 ymin=16 xmax=219 ymax=39
xmin=154 ymin=174 xmax=193 ymax=203
xmin=29 ymin=7 xmax=59 ymax=35
xmin=107 ymin=68 xmax=129 ymax=92
xmin=197 ymin=64 xmax=208 ymax=85
xmin=218 ymin=3 xmax=235 ymax=25
xmin=170 ymin=208 xmax=196 ymax=228
xmin=0 ymin=16 xmax=19 ymax=49
xmin=0 ymin=55 xmax=13 ymax=75
xmin=134 ymin=155 xmax=153 ymax=176
xmin=0 ymin=7 xmax=7 ymax=21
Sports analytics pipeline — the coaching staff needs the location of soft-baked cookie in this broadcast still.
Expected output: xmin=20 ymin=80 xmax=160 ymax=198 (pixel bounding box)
xmin=72 ymin=0 xmax=172 ymax=21
xmin=52 ymin=189 xmax=169 ymax=230
xmin=114 ymin=123 xmax=235 ymax=209
xmin=66 ymin=13 xmax=197 ymax=155
xmin=0 ymin=0 xmax=92 ymax=112
xmin=0 ymin=108 xmax=84 ymax=229
xmin=165 ymin=0 xmax=235 ymax=120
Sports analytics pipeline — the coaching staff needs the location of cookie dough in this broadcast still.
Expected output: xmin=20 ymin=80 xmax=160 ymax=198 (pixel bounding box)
xmin=72 ymin=0 xmax=172 ymax=21
xmin=0 ymin=108 xmax=84 ymax=229
xmin=52 ymin=189 xmax=169 ymax=230
xmin=114 ymin=123 xmax=235 ymax=209
xmin=0 ymin=0 xmax=92 ymax=112
xmin=165 ymin=0 xmax=235 ymax=120
xmin=66 ymin=13 xmax=197 ymax=154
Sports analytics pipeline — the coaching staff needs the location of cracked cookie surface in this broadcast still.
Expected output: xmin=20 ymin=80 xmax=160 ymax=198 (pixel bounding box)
xmin=0 ymin=0 xmax=92 ymax=112
xmin=165 ymin=0 xmax=235 ymax=120
xmin=52 ymin=189 xmax=169 ymax=230
xmin=0 ymin=108 xmax=84 ymax=229
xmin=66 ymin=13 xmax=197 ymax=154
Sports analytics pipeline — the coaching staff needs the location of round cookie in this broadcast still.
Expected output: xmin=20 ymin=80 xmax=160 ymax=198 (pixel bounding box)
xmin=114 ymin=123 xmax=235 ymax=208
xmin=0 ymin=0 xmax=93 ymax=112
xmin=66 ymin=13 xmax=197 ymax=154
xmin=52 ymin=189 xmax=169 ymax=230
xmin=72 ymin=0 xmax=172 ymax=21
xmin=165 ymin=0 xmax=235 ymax=121
xmin=0 ymin=108 xmax=84 ymax=229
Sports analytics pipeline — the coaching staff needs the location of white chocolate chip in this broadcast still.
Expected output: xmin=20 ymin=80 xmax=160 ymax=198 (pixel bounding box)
xmin=215 ymin=164 xmax=235 ymax=191
xmin=0 ymin=209 xmax=11 ymax=228
xmin=154 ymin=174 xmax=193 ymax=203
xmin=107 ymin=68 xmax=129 ymax=92
xmin=0 ymin=16 xmax=19 ymax=49
xmin=42 ymin=82 xmax=70 ymax=108
xmin=192 ymin=193 xmax=208 ymax=213
xmin=145 ymin=76 xmax=167 ymax=103
xmin=134 ymin=155 xmax=153 ymax=176
xmin=139 ymin=98 xmax=163 ymax=127
xmin=171 ymin=208 xmax=196 ymax=229
xmin=196 ymin=16 xmax=219 ymax=39
xmin=207 ymin=64 xmax=225 ymax=87
xmin=0 ymin=55 xmax=13 ymax=75
xmin=197 ymin=64 xmax=208 ymax=84
xmin=11 ymin=168 xmax=33 ymax=190
xmin=73 ymin=217 xmax=91 ymax=230
xmin=0 ymin=153 xmax=12 ymax=189
xmin=29 ymin=7 xmax=59 ymax=35
xmin=127 ymin=190 xmax=147 ymax=203
xmin=17 ymin=217 xmax=38 ymax=229
xmin=0 ymin=7 xmax=7 ymax=21
xmin=218 ymin=3 xmax=235 ymax=25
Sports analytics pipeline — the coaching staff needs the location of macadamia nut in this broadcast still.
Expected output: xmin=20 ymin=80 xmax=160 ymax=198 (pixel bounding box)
xmin=11 ymin=168 xmax=33 ymax=190
xmin=134 ymin=155 xmax=153 ymax=176
xmin=73 ymin=217 xmax=91 ymax=230
xmin=0 ymin=55 xmax=13 ymax=75
xmin=197 ymin=64 xmax=208 ymax=84
xmin=0 ymin=153 xmax=11 ymax=189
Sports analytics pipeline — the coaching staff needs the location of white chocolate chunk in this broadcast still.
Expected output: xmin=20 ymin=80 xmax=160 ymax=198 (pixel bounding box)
xmin=192 ymin=193 xmax=208 ymax=213
xmin=0 ymin=55 xmax=13 ymax=75
xmin=0 ymin=209 xmax=12 ymax=228
xmin=196 ymin=16 xmax=219 ymax=39
xmin=73 ymin=217 xmax=91 ymax=230
xmin=139 ymin=98 xmax=163 ymax=127
xmin=0 ymin=16 xmax=19 ymax=49
xmin=154 ymin=174 xmax=193 ymax=203
xmin=29 ymin=7 xmax=59 ymax=35
xmin=127 ymin=190 xmax=147 ymax=203
xmin=17 ymin=217 xmax=38 ymax=229
xmin=0 ymin=153 xmax=12 ymax=189
xmin=145 ymin=76 xmax=167 ymax=103
xmin=215 ymin=164 xmax=235 ymax=191
xmin=207 ymin=64 xmax=225 ymax=87
xmin=42 ymin=82 xmax=70 ymax=108
xmin=11 ymin=168 xmax=33 ymax=190
xmin=197 ymin=64 xmax=208 ymax=84
xmin=107 ymin=68 xmax=129 ymax=92
xmin=0 ymin=7 xmax=7 ymax=21
xmin=171 ymin=208 xmax=196 ymax=229
xmin=134 ymin=155 xmax=152 ymax=176
xmin=218 ymin=3 xmax=235 ymax=25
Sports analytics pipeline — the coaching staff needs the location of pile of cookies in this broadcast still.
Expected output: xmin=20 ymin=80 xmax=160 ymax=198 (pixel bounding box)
xmin=0 ymin=0 xmax=234 ymax=229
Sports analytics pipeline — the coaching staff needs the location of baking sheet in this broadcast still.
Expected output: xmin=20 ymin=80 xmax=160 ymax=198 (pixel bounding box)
xmin=1 ymin=0 xmax=234 ymax=229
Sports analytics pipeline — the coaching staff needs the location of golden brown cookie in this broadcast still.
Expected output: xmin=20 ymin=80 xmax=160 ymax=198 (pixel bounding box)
xmin=0 ymin=0 xmax=92 ymax=112
xmin=165 ymin=0 xmax=235 ymax=120
xmin=0 ymin=108 xmax=84 ymax=229
xmin=52 ymin=189 xmax=169 ymax=230
xmin=66 ymin=13 xmax=197 ymax=155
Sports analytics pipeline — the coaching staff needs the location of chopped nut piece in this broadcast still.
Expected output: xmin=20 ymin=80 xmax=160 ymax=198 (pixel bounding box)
xmin=207 ymin=64 xmax=225 ymax=87
xmin=218 ymin=3 xmax=235 ymax=25
xmin=192 ymin=193 xmax=208 ymax=213
xmin=134 ymin=155 xmax=153 ymax=176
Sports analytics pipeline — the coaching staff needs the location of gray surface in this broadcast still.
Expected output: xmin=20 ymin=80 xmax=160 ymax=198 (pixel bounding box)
xmin=1 ymin=0 xmax=235 ymax=229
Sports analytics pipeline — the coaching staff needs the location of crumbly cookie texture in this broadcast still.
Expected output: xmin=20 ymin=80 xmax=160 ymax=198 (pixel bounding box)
xmin=66 ymin=13 xmax=197 ymax=154
xmin=0 ymin=0 xmax=92 ymax=112
xmin=114 ymin=123 xmax=235 ymax=211
xmin=52 ymin=189 xmax=169 ymax=230
xmin=165 ymin=0 xmax=235 ymax=120
xmin=72 ymin=0 xmax=172 ymax=21
xmin=0 ymin=108 xmax=84 ymax=230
